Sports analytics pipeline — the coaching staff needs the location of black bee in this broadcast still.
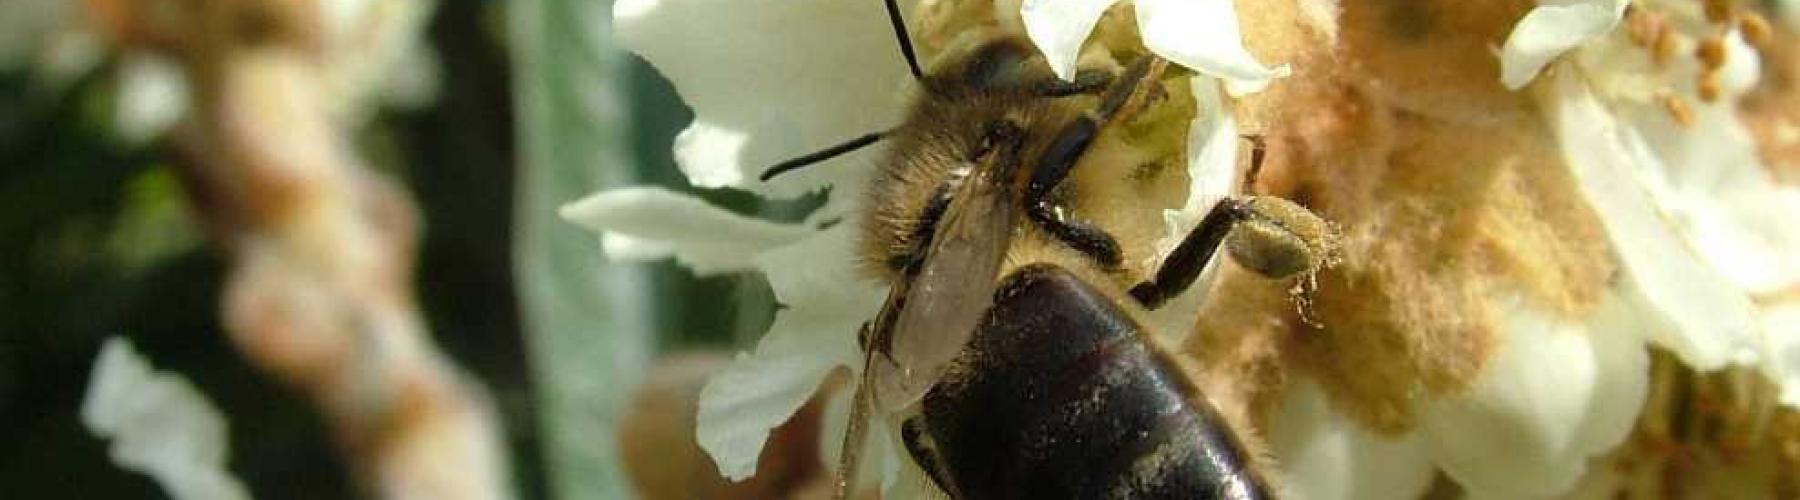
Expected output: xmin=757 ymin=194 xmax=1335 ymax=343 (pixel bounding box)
xmin=759 ymin=2 xmax=1332 ymax=498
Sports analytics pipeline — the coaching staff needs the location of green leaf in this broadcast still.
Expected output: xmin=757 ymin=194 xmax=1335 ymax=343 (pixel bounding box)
xmin=510 ymin=0 xmax=658 ymax=498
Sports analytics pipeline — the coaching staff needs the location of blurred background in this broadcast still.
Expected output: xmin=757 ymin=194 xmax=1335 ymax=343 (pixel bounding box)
xmin=0 ymin=0 xmax=776 ymax=498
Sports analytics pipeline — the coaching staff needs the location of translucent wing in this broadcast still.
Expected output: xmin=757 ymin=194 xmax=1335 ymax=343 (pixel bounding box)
xmin=869 ymin=162 xmax=1016 ymax=411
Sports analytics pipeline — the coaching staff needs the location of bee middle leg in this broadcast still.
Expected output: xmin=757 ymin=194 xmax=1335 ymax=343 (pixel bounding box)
xmin=1026 ymin=56 xmax=1169 ymax=269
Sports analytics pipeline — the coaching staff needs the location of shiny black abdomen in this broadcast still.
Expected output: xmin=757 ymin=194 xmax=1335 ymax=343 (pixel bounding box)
xmin=907 ymin=263 xmax=1269 ymax=500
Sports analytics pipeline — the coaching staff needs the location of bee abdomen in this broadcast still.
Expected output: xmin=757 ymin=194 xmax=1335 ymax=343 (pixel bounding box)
xmin=913 ymin=263 xmax=1269 ymax=500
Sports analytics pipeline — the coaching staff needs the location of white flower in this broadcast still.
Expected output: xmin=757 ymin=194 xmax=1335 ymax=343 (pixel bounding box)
xmin=1500 ymin=0 xmax=1800 ymax=400
xmin=574 ymin=0 xmax=1267 ymax=490
xmin=1020 ymin=0 xmax=1290 ymax=94
xmin=82 ymin=337 xmax=251 ymax=500
xmin=1267 ymin=381 xmax=1436 ymax=500
xmin=1416 ymin=293 xmax=1648 ymax=498
xmin=114 ymin=55 xmax=193 ymax=145
xmin=1497 ymin=0 xmax=1629 ymax=90
xmin=1269 ymin=290 xmax=1651 ymax=500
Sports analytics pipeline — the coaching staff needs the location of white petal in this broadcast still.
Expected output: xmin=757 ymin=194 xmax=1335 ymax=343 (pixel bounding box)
xmin=1622 ymin=95 xmax=1800 ymax=297
xmin=696 ymin=224 xmax=883 ymax=481
xmin=1766 ymin=303 xmax=1800 ymax=408
xmin=1497 ymin=0 xmax=1629 ymax=90
xmin=753 ymin=222 xmax=884 ymax=321
xmin=1268 ymin=380 xmax=1436 ymax=500
xmin=1157 ymin=77 xmax=1238 ymax=260
xmin=1419 ymin=293 xmax=1647 ymax=498
xmin=1541 ymin=68 xmax=1760 ymax=370
xmin=559 ymin=187 xmax=810 ymax=275
xmin=115 ymin=55 xmax=191 ymax=144
xmin=695 ymin=326 xmax=844 ymax=481
xmin=1135 ymin=0 xmax=1290 ymax=96
xmin=615 ymin=0 xmax=912 ymax=197
xmin=82 ymin=338 xmax=252 ymax=500
xmin=1716 ymin=30 xmax=1761 ymax=99
xmin=1139 ymin=78 xmax=1239 ymax=337
xmin=1020 ymin=0 xmax=1121 ymax=81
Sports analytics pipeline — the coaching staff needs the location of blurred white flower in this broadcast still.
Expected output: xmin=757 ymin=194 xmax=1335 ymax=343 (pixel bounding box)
xmin=0 ymin=0 xmax=438 ymax=141
xmin=114 ymin=55 xmax=192 ymax=145
xmin=571 ymin=0 xmax=1265 ymax=489
xmin=82 ymin=337 xmax=250 ymax=500
xmin=1501 ymin=0 xmax=1800 ymax=401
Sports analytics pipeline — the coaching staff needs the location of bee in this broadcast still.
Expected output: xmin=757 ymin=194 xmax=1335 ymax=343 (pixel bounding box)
xmin=759 ymin=1 xmax=1334 ymax=498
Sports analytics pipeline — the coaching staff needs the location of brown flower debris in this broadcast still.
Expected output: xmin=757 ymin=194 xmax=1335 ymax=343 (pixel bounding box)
xmin=1183 ymin=0 xmax=1618 ymax=434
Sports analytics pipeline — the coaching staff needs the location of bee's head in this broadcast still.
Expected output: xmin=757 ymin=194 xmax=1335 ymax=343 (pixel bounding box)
xmin=921 ymin=34 xmax=1054 ymax=96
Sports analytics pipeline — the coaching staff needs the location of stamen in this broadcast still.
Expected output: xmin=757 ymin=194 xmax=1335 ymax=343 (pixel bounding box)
xmin=1697 ymin=36 xmax=1727 ymax=71
xmin=1659 ymin=92 xmax=1695 ymax=127
xmin=1740 ymin=13 xmax=1773 ymax=48
xmin=1698 ymin=71 xmax=1722 ymax=103
xmin=1652 ymin=24 xmax=1679 ymax=66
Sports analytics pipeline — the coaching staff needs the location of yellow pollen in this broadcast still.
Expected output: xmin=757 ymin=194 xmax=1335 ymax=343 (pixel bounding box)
xmin=1740 ymin=12 xmax=1773 ymax=48
xmin=1697 ymin=36 xmax=1728 ymax=71
xmin=1660 ymin=92 xmax=1695 ymax=127
xmin=1698 ymin=71 xmax=1723 ymax=103
xmin=1652 ymin=25 xmax=1680 ymax=67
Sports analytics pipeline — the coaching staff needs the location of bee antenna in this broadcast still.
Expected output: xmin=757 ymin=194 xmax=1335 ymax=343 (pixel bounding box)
xmin=759 ymin=131 xmax=889 ymax=181
xmin=885 ymin=0 xmax=924 ymax=80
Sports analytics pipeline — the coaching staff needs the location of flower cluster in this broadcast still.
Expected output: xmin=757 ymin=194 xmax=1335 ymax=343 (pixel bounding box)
xmin=572 ymin=0 xmax=1800 ymax=498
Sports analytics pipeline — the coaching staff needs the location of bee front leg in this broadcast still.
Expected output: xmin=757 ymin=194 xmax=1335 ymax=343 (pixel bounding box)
xmin=1026 ymin=56 xmax=1170 ymax=269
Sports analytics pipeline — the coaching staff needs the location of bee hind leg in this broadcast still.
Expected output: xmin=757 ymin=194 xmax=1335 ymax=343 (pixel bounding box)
xmin=1128 ymin=198 xmax=1254 ymax=309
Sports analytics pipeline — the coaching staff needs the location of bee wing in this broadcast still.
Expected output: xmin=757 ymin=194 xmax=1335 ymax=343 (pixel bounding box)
xmin=869 ymin=165 xmax=1015 ymax=411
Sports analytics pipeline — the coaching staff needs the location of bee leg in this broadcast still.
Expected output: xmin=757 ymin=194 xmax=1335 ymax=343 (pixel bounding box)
xmin=832 ymin=364 xmax=873 ymax=500
xmin=1128 ymin=198 xmax=1254 ymax=309
xmin=1033 ymin=69 xmax=1113 ymax=97
xmin=1026 ymin=56 xmax=1169 ymax=269
xmin=1024 ymin=100 xmax=1120 ymax=268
